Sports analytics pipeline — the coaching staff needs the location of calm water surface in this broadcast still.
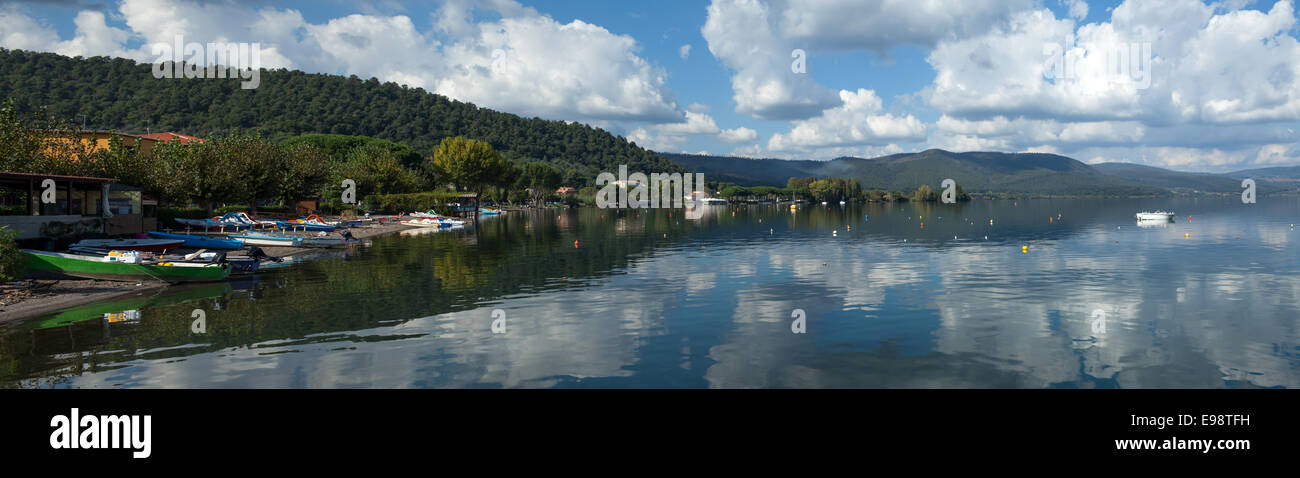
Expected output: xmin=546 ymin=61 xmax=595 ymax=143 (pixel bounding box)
xmin=3 ymin=198 xmax=1298 ymax=388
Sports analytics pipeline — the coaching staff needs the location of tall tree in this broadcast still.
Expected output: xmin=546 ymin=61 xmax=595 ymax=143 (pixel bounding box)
xmin=520 ymin=161 xmax=562 ymax=207
xmin=431 ymin=136 xmax=506 ymax=200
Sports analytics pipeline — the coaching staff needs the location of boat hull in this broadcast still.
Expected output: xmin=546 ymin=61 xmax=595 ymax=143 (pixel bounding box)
xmin=227 ymin=235 xmax=302 ymax=247
xmin=148 ymin=232 xmax=244 ymax=250
xmin=22 ymin=250 xmax=230 ymax=283
xmin=71 ymin=239 xmax=184 ymax=252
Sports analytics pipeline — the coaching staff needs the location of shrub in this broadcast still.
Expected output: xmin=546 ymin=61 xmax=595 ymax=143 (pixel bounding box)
xmin=0 ymin=226 xmax=25 ymax=282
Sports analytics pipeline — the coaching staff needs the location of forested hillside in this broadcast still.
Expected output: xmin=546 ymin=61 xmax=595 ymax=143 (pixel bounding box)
xmin=0 ymin=48 xmax=682 ymax=184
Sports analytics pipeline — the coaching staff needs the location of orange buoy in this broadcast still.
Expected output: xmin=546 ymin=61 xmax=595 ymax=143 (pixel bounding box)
xmin=574 ymin=240 xmax=579 ymax=248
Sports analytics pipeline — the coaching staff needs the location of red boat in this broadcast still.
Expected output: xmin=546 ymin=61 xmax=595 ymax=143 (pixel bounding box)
xmin=69 ymin=238 xmax=184 ymax=253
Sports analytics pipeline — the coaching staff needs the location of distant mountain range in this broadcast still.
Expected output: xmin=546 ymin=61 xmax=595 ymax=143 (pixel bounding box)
xmin=662 ymin=150 xmax=1300 ymax=197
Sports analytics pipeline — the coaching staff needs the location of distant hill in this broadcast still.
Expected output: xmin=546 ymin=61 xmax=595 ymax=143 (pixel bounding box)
xmin=1092 ymin=162 xmax=1243 ymax=193
xmin=660 ymin=153 xmax=825 ymax=187
xmin=1223 ymin=166 xmax=1300 ymax=180
xmin=666 ymin=149 xmax=1157 ymax=196
xmin=1095 ymin=162 xmax=1299 ymax=195
xmin=0 ymin=48 xmax=683 ymax=185
xmin=1222 ymin=166 xmax=1300 ymax=194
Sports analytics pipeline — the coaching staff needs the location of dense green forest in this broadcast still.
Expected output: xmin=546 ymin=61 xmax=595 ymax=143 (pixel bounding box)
xmin=0 ymin=48 xmax=682 ymax=186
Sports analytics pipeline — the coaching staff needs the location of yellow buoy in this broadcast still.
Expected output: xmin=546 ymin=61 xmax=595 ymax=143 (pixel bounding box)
xmin=1185 ymin=233 xmax=1189 ymax=238
xmin=1022 ymin=245 xmax=1028 ymax=253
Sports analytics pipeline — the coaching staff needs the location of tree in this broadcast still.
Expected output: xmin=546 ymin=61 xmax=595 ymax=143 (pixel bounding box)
xmin=911 ymin=184 xmax=937 ymax=202
xmin=222 ymin=135 xmax=289 ymax=215
xmin=335 ymin=143 xmax=424 ymax=199
xmin=487 ymin=160 xmax=521 ymax=205
xmin=278 ymin=142 xmax=331 ymax=209
xmin=159 ymin=139 xmax=243 ymax=216
xmin=519 ymin=162 xmax=561 ymax=207
xmin=431 ymin=136 xmax=507 ymax=199
xmin=81 ymin=135 xmax=170 ymax=200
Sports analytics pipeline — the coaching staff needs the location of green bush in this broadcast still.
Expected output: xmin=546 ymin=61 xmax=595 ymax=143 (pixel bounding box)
xmin=0 ymin=226 xmax=25 ymax=282
xmin=364 ymin=191 xmax=465 ymax=214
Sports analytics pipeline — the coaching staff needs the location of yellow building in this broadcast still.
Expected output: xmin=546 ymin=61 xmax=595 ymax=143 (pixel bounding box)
xmin=41 ymin=131 xmax=159 ymax=158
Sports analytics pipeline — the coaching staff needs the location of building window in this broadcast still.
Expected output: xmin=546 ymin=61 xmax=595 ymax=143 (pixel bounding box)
xmin=108 ymin=190 xmax=141 ymax=215
xmin=42 ymin=184 xmax=69 ymax=216
xmin=82 ymin=188 xmax=100 ymax=216
xmin=0 ymin=181 xmax=27 ymax=216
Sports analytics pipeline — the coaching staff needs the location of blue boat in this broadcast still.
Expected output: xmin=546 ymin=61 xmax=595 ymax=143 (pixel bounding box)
xmin=148 ymin=231 xmax=245 ymax=250
xmin=275 ymin=221 xmax=336 ymax=232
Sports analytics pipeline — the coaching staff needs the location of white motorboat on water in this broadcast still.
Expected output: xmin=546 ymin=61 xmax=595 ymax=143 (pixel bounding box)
xmin=1135 ymin=211 xmax=1175 ymax=222
xmin=701 ymin=198 xmax=728 ymax=205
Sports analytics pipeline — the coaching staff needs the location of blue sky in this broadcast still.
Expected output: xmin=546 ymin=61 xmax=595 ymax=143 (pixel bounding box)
xmin=2 ymin=0 xmax=1298 ymax=172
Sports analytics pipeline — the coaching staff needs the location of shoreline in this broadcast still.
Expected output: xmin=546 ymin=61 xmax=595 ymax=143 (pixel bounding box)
xmin=0 ymin=220 xmax=416 ymax=325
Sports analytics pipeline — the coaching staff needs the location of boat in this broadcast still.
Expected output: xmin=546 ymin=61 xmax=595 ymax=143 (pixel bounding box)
xmin=701 ymin=198 xmax=728 ymax=205
xmin=479 ymin=208 xmax=505 ymax=215
xmin=408 ymin=211 xmax=463 ymax=225
xmin=148 ymin=231 xmax=245 ymax=250
xmin=401 ymin=218 xmax=451 ymax=228
xmin=70 ymin=238 xmax=183 ymax=252
xmin=22 ymin=250 xmax=231 ymax=283
xmin=1135 ymin=211 xmax=1175 ymax=222
xmin=176 ymin=215 xmax=255 ymax=230
xmin=276 ymin=222 xmax=335 ymax=232
xmin=226 ymin=234 xmax=303 ymax=247
xmin=276 ymin=220 xmax=336 ymax=232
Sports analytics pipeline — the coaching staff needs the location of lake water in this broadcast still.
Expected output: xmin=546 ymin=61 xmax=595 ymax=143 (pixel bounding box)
xmin=3 ymin=198 xmax=1298 ymax=388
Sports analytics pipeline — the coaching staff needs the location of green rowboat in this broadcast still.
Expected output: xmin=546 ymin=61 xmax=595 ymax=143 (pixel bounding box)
xmin=22 ymin=250 xmax=231 ymax=283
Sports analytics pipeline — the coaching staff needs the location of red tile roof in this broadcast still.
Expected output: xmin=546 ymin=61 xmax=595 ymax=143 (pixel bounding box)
xmin=139 ymin=132 xmax=206 ymax=144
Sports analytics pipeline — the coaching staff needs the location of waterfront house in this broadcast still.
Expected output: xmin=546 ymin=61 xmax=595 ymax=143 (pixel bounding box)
xmin=0 ymin=171 xmax=116 ymax=240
